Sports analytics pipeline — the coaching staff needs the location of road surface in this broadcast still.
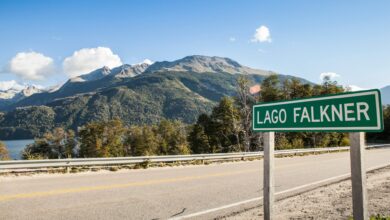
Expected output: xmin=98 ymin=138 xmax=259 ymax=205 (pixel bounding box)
xmin=1 ymin=148 xmax=390 ymax=220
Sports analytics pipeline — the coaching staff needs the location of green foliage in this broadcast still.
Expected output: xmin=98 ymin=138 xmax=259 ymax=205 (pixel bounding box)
xmin=188 ymin=123 xmax=211 ymax=154
xmin=190 ymin=74 xmax=349 ymax=151
xmin=22 ymin=139 xmax=51 ymax=159
xmin=275 ymin=134 xmax=292 ymax=150
xmin=64 ymin=130 xmax=77 ymax=158
xmin=22 ymin=128 xmax=77 ymax=159
xmin=210 ymin=97 xmax=242 ymax=152
xmin=0 ymin=141 xmax=10 ymax=160
xmin=189 ymin=97 xmax=242 ymax=153
xmin=155 ymin=120 xmax=190 ymax=155
xmin=79 ymin=118 xmax=126 ymax=158
xmin=369 ymin=214 xmax=390 ymax=220
xmin=0 ymin=106 xmax=55 ymax=140
xmin=126 ymin=125 xmax=159 ymax=156
xmin=125 ymin=120 xmax=190 ymax=156
xmin=259 ymin=74 xmax=282 ymax=102
xmin=76 ymin=118 xmax=190 ymax=158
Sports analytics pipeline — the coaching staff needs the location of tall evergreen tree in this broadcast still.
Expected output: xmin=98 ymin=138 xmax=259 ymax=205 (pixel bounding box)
xmin=259 ymin=74 xmax=282 ymax=102
xmin=210 ymin=97 xmax=241 ymax=152
xmin=188 ymin=123 xmax=211 ymax=154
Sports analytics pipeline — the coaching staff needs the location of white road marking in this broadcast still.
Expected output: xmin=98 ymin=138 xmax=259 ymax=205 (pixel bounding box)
xmin=169 ymin=197 xmax=262 ymax=220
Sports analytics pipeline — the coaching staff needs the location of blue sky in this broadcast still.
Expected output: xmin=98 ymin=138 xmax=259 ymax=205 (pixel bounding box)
xmin=0 ymin=0 xmax=389 ymax=89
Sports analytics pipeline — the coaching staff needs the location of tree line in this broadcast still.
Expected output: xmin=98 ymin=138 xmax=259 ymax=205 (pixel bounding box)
xmin=20 ymin=119 xmax=190 ymax=159
xmin=1 ymin=75 xmax=389 ymax=160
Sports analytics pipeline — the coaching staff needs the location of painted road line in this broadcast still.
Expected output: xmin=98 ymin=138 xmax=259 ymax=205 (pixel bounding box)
xmin=169 ymin=197 xmax=263 ymax=220
xmin=0 ymin=169 xmax=258 ymax=202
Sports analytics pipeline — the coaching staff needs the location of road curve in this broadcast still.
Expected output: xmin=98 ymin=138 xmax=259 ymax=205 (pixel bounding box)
xmin=1 ymin=148 xmax=390 ymax=220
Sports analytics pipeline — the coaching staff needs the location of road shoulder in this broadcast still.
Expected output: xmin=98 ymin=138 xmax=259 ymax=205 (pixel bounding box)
xmin=218 ymin=166 xmax=390 ymax=220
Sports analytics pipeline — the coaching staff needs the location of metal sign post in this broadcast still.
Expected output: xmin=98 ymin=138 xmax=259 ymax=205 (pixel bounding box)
xmin=349 ymin=132 xmax=368 ymax=220
xmin=263 ymin=132 xmax=274 ymax=220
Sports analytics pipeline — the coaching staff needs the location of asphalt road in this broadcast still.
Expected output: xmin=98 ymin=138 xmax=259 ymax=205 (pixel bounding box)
xmin=1 ymin=148 xmax=390 ymax=220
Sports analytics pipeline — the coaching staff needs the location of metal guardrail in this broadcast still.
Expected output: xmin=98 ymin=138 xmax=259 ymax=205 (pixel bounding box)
xmin=0 ymin=144 xmax=389 ymax=170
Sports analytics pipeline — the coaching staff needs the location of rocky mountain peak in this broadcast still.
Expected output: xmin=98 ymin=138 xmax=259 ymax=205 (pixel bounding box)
xmin=145 ymin=55 xmax=273 ymax=76
xmin=20 ymin=85 xmax=42 ymax=97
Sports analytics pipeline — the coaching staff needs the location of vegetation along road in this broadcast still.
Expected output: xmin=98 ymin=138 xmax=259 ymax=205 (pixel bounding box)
xmin=1 ymin=148 xmax=390 ymax=220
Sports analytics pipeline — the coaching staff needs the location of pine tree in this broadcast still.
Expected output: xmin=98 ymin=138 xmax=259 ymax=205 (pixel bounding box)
xmin=210 ymin=97 xmax=241 ymax=152
xmin=259 ymin=74 xmax=282 ymax=102
xmin=188 ymin=124 xmax=211 ymax=154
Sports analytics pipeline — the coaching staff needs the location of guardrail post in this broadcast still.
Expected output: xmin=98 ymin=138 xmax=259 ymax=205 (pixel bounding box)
xmin=65 ymin=161 xmax=71 ymax=173
xmin=349 ymin=132 xmax=368 ymax=220
xmin=263 ymin=132 xmax=275 ymax=220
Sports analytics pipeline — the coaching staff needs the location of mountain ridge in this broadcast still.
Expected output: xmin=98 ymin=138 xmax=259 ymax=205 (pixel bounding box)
xmin=1 ymin=55 xmax=280 ymax=110
xmin=0 ymin=55 xmax=312 ymax=140
xmin=0 ymin=85 xmax=43 ymax=109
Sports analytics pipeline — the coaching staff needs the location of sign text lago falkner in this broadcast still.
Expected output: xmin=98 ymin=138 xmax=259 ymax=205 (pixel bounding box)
xmin=252 ymin=90 xmax=383 ymax=132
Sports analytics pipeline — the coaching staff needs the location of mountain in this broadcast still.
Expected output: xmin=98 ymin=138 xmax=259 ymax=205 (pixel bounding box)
xmin=0 ymin=55 xmax=311 ymax=140
xmin=7 ymin=62 xmax=152 ymax=109
xmin=0 ymin=85 xmax=43 ymax=109
xmin=145 ymin=55 xmax=273 ymax=75
xmin=70 ymin=62 xmax=151 ymax=82
xmin=70 ymin=66 xmax=112 ymax=82
xmin=111 ymin=63 xmax=150 ymax=78
xmin=381 ymin=86 xmax=390 ymax=105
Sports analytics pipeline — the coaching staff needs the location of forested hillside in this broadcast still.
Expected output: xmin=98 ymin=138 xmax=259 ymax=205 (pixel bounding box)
xmin=17 ymin=75 xmax=352 ymax=160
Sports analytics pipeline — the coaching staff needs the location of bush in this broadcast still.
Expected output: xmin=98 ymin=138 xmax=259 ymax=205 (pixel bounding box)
xmin=0 ymin=141 xmax=10 ymax=160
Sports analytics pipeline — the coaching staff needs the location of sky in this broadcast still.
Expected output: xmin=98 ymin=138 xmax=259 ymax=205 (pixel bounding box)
xmin=0 ymin=0 xmax=389 ymax=90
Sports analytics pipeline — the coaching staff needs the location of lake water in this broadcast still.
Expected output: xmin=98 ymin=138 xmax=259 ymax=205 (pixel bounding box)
xmin=2 ymin=139 xmax=34 ymax=160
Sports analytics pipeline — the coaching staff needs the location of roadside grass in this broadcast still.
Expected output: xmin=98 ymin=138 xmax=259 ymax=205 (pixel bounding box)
xmin=349 ymin=215 xmax=390 ymax=220
xmin=370 ymin=215 xmax=390 ymax=220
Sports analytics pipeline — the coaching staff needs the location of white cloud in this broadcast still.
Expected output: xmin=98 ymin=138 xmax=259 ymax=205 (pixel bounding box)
xmin=229 ymin=37 xmax=236 ymax=42
xmin=319 ymin=72 xmax=340 ymax=81
xmin=142 ymin=59 xmax=153 ymax=65
xmin=0 ymin=80 xmax=25 ymax=91
xmin=63 ymin=47 xmax=122 ymax=77
xmin=133 ymin=59 xmax=153 ymax=66
xmin=251 ymin=25 xmax=272 ymax=43
xmin=7 ymin=51 xmax=54 ymax=80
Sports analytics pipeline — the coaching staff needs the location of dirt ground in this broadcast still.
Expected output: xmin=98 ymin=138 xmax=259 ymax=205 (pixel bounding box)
xmin=221 ymin=166 xmax=390 ymax=220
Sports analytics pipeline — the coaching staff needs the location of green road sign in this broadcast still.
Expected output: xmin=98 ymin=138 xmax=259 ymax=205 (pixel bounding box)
xmin=252 ymin=89 xmax=383 ymax=132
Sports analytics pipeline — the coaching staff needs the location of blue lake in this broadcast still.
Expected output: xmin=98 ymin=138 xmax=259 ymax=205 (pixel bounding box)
xmin=2 ymin=139 xmax=34 ymax=160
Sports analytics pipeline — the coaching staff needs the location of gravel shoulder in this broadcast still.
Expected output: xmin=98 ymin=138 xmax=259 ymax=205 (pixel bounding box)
xmin=220 ymin=166 xmax=390 ymax=220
